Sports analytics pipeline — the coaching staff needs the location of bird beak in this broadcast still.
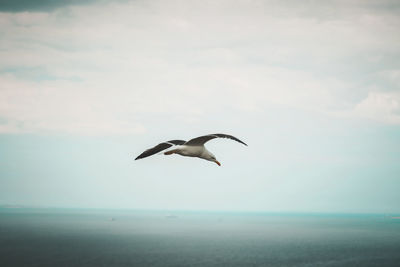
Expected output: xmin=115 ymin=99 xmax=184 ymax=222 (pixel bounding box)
xmin=215 ymin=160 xmax=221 ymax=166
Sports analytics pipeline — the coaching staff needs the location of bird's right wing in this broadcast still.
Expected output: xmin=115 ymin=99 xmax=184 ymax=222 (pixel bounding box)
xmin=185 ymin=134 xmax=247 ymax=146
xmin=135 ymin=140 xmax=186 ymax=160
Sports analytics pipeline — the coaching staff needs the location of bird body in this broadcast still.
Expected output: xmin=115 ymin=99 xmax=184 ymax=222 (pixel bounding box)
xmin=135 ymin=133 xmax=247 ymax=166
xmin=165 ymin=145 xmax=205 ymax=157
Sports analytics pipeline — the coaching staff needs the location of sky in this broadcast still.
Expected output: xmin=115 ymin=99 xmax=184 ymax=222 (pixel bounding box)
xmin=1 ymin=0 xmax=399 ymax=213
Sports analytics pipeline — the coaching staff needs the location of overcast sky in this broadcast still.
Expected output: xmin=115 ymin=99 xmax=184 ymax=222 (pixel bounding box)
xmin=1 ymin=0 xmax=399 ymax=213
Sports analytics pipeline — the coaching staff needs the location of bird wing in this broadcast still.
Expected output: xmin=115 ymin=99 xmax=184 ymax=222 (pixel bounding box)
xmin=135 ymin=140 xmax=186 ymax=160
xmin=185 ymin=134 xmax=247 ymax=146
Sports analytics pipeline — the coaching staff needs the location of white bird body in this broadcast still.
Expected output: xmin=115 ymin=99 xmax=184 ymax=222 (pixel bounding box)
xmin=135 ymin=133 xmax=247 ymax=166
xmin=166 ymin=145 xmax=215 ymax=159
xmin=168 ymin=145 xmax=203 ymax=157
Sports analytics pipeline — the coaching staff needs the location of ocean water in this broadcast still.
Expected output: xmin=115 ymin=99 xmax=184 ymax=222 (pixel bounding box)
xmin=1 ymin=209 xmax=400 ymax=267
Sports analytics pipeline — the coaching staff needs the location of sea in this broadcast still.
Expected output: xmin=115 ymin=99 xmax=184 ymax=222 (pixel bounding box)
xmin=1 ymin=209 xmax=400 ymax=267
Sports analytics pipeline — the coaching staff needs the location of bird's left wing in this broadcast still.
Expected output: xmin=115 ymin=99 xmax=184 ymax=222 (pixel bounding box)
xmin=135 ymin=140 xmax=186 ymax=160
xmin=185 ymin=134 xmax=247 ymax=146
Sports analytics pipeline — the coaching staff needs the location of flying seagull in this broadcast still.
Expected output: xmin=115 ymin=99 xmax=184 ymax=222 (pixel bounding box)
xmin=135 ymin=133 xmax=247 ymax=166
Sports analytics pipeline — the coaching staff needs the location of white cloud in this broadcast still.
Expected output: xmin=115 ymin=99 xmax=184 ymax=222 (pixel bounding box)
xmin=0 ymin=74 xmax=146 ymax=135
xmin=1 ymin=0 xmax=400 ymax=134
xmin=353 ymin=91 xmax=400 ymax=124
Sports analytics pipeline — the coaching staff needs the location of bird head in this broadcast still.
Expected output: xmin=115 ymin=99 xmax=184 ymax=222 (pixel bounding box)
xmin=209 ymin=154 xmax=221 ymax=166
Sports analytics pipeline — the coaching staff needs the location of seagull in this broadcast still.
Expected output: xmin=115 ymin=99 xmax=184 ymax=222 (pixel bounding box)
xmin=135 ymin=133 xmax=247 ymax=166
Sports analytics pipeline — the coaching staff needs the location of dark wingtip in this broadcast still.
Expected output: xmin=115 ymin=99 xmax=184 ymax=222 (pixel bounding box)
xmin=238 ymin=140 xmax=248 ymax=146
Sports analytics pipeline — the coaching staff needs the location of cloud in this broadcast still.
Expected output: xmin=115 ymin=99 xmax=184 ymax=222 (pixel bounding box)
xmin=1 ymin=0 xmax=400 ymax=134
xmin=353 ymin=91 xmax=400 ymax=124
xmin=0 ymin=0 xmax=101 ymax=12
xmin=0 ymin=74 xmax=146 ymax=135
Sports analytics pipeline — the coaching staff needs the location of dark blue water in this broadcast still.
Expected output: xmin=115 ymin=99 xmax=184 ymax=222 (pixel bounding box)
xmin=1 ymin=209 xmax=399 ymax=267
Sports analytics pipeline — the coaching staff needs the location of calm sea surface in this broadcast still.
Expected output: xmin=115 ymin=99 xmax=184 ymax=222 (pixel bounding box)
xmin=1 ymin=209 xmax=399 ymax=267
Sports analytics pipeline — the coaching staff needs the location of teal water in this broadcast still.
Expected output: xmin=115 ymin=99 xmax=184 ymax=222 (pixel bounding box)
xmin=1 ymin=209 xmax=400 ymax=266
